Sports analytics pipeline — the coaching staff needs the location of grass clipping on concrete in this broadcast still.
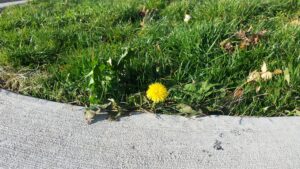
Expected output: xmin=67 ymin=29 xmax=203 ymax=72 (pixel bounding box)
xmin=0 ymin=0 xmax=299 ymax=117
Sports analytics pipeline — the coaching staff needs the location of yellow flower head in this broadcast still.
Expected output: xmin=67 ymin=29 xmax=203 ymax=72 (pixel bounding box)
xmin=146 ymin=82 xmax=168 ymax=103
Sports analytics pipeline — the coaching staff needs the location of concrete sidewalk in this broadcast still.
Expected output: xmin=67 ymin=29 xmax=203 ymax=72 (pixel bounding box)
xmin=0 ymin=89 xmax=300 ymax=169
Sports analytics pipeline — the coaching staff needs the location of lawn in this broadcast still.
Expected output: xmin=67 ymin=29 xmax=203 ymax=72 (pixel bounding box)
xmin=0 ymin=0 xmax=299 ymax=117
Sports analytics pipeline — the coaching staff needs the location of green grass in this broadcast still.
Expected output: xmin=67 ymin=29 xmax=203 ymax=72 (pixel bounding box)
xmin=0 ymin=0 xmax=299 ymax=116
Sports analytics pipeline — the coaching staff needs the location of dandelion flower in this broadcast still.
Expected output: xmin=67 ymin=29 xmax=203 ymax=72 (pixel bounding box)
xmin=146 ymin=82 xmax=168 ymax=103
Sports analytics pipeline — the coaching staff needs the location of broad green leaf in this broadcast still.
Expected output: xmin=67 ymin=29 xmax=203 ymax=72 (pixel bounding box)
xmin=184 ymin=83 xmax=196 ymax=92
xmin=198 ymin=81 xmax=215 ymax=95
xmin=295 ymin=110 xmax=300 ymax=116
xmin=176 ymin=103 xmax=203 ymax=116
xmin=99 ymin=102 xmax=111 ymax=109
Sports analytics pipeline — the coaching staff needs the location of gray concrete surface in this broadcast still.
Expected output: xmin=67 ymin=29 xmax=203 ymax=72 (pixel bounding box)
xmin=0 ymin=0 xmax=26 ymax=8
xmin=1 ymin=89 xmax=300 ymax=169
xmin=1 ymin=1 xmax=300 ymax=167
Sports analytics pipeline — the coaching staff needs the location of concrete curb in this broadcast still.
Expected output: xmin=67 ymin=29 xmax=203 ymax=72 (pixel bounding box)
xmin=0 ymin=0 xmax=26 ymax=9
xmin=1 ymin=89 xmax=300 ymax=169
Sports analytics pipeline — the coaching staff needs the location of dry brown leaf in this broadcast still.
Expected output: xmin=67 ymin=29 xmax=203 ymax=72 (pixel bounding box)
xmin=290 ymin=19 xmax=300 ymax=26
xmin=245 ymin=30 xmax=267 ymax=45
xmin=139 ymin=6 xmax=150 ymax=28
xmin=84 ymin=110 xmax=96 ymax=124
xmin=222 ymin=29 xmax=267 ymax=52
xmin=224 ymin=42 xmax=234 ymax=52
xmin=261 ymin=62 xmax=268 ymax=73
xmin=273 ymin=69 xmax=283 ymax=75
xmin=234 ymin=87 xmax=244 ymax=99
xmin=256 ymin=86 xmax=261 ymax=93
xmin=247 ymin=70 xmax=261 ymax=82
xmin=257 ymin=30 xmax=267 ymax=36
xmin=220 ymin=38 xmax=230 ymax=47
xmin=239 ymin=40 xmax=250 ymax=49
xmin=261 ymin=71 xmax=273 ymax=81
xmin=252 ymin=34 xmax=260 ymax=45
xmin=235 ymin=30 xmax=247 ymax=39
xmin=139 ymin=6 xmax=149 ymax=17
xmin=84 ymin=109 xmax=101 ymax=124
xmin=220 ymin=38 xmax=234 ymax=53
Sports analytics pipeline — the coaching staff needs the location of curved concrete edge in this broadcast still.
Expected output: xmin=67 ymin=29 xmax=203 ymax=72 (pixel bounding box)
xmin=0 ymin=0 xmax=27 ymax=9
xmin=0 ymin=89 xmax=300 ymax=169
